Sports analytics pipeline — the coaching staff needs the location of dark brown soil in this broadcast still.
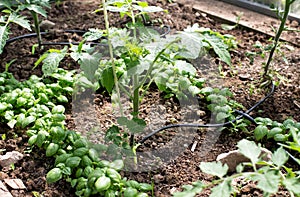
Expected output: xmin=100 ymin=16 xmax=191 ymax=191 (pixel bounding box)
xmin=0 ymin=0 xmax=299 ymax=196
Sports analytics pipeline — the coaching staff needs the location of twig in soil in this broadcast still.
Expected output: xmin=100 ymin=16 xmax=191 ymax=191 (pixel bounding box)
xmin=191 ymin=140 xmax=198 ymax=152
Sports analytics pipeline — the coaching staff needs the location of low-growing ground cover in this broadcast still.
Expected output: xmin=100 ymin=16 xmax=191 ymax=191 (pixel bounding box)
xmin=0 ymin=0 xmax=299 ymax=196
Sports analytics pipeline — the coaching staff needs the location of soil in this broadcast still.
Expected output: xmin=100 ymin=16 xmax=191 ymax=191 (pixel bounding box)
xmin=0 ymin=0 xmax=299 ymax=196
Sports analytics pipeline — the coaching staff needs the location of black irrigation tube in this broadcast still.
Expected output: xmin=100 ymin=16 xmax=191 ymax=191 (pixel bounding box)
xmin=139 ymin=82 xmax=275 ymax=144
xmin=5 ymin=26 xmax=171 ymax=45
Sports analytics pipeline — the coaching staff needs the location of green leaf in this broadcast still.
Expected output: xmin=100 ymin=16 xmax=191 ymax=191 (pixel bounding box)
xmin=76 ymin=76 xmax=95 ymax=89
xmin=173 ymin=191 xmax=196 ymax=197
xmin=4 ymin=110 xmax=14 ymax=121
xmin=210 ymin=178 xmax=232 ymax=197
xmin=9 ymin=13 xmax=31 ymax=31
xmin=0 ymin=0 xmax=12 ymax=9
xmin=133 ymin=5 xmax=164 ymax=13
xmin=237 ymin=139 xmax=261 ymax=165
xmin=0 ymin=102 xmax=8 ymax=112
xmin=200 ymin=87 xmax=214 ymax=95
xmin=16 ymin=113 xmax=26 ymax=125
xmin=42 ymin=48 xmax=67 ymax=76
xmin=109 ymin=159 xmax=124 ymax=171
xmin=137 ymin=26 xmax=160 ymax=42
xmin=36 ymin=130 xmax=49 ymax=148
xmin=57 ymin=95 xmax=68 ymax=103
xmin=83 ymin=28 xmax=103 ymax=41
xmin=0 ymin=25 xmax=9 ymax=54
xmin=17 ymin=97 xmax=27 ymax=107
xmin=272 ymin=147 xmax=289 ymax=167
xmin=267 ymin=127 xmax=283 ymax=139
xmin=78 ymin=52 xmax=102 ymax=82
xmin=25 ymin=5 xmax=47 ymax=17
xmin=254 ymin=125 xmax=268 ymax=141
xmin=199 ymin=161 xmax=228 ymax=178
xmin=46 ymin=168 xmax=62 ymax=184
xmin=117 ymin=117 xmax=146 ymax=134
xmin=177 ymin=32 xmax=203 ymax=59
xmin=252 ymin=170 xmax=280 ymax=194
xmin=202 ymin=33 xmax=231 ymax=65
xmin=101 ymin=66 xmax=114 ymax=93
xmin=283 ymin=177 xmax=300 ymax=194
xmin=216 ymin=112 xmax=229 ymax=122
xmin=52 ymin=105 xmax=65 ymax=114
xmin=22 ymin=115 xmax=36 ymax=128
xmin=7 ymin=119 xmax=17 ymax=129
xmin=188 ymin=86 xmax=201 ymax=96
xmin=174 ymin=60 xmax=196 ymax=76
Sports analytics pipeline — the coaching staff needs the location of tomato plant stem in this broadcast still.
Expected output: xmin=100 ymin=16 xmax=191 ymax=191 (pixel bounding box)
xmin=102 ymin=0 xmax=123 ymax=116
xmin=263 ymin=0 xmax=295 ymax=78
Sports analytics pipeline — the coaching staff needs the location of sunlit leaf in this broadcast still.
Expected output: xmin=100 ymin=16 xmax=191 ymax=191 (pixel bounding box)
xmin=283 ymin=177 xmax=300 ymax=194
xmin=254 ymin=125 xmax=268 ymax=140
xmin=252 ymin=170 xmax=280 ymax=194
xmin=272 ymin=147 xmax=289 ymax=167
xmin=210 ymin=178 xmax=232 ymax=197
xmin=237 ymin=139 xmax=261 ymax=165
xmin=199 ymin=161 xmax=228 ymax=178
xmin=0 ymin=25 xmax=9 ymax=54
xmin=9 ymin=12 xmax=31 ymax=31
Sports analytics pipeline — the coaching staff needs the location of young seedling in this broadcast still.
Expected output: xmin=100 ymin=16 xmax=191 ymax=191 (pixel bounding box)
xmin=0 ymin=0 xmax=50 ymax=54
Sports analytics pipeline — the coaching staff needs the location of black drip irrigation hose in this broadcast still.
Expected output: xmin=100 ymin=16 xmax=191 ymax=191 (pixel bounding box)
xmin=5 ymin=26 xmax=171 ymax=45
xmin=139 ymin=82 xmax=276 ymax=144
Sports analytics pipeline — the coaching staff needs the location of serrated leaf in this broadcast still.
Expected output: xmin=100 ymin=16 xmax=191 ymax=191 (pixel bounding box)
xmin=83 ymin=28 xmax=103 ymax=41
xmin=24 ymin=4 xmax=47 ymax=17
xmin=272 ymin=147 xmax=289 ymax=167
xmin=133 ymin=5 xmax=164 ymax=13
xmin=0 ymin=25 xmax=9 ymax=54
xmin=254 ymin=125 xmax=268 ymax=141
xmin=0 ymin=0 xmax=12 ymax=9
xmin=252 ymin=170 xmax=280 ymax=194
xmin=137 ymin=26 xmax=160 ymax=42
xmin=42 ymin=49 xmax=67 ymax=76
xmin=283 ymin=177 xmax=300 ymax=194
xmin=210 ymin=178 xmax=232 ymax=197
xmin=237 ymin=139 xmax=261 ymax=165
xmin=199 ymin=161 xmax=228 ymax=178
xmin=9 ymin=13 xmax=31 ymax=31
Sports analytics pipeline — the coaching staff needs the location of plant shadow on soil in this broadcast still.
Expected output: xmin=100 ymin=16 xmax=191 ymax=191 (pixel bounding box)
xmin=0 ymin=0 xmax=299 ymax=196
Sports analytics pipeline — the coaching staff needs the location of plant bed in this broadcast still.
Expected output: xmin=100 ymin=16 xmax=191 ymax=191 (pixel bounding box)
xmin=0 ymin=0 xmax=299 ymax=197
